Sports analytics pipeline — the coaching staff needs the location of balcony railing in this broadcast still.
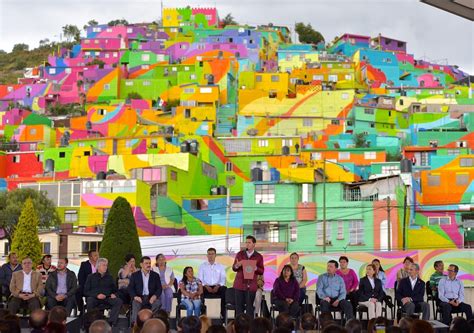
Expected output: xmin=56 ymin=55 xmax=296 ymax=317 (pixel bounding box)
xmin=343 ymin=189 xmax=378 ymax=201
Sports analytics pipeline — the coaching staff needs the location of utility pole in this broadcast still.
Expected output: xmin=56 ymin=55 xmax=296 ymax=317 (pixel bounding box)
xmin=225 ymin=186 xmax=231 ymax=253
xmin=402 ymin=185 xmax=408 ymax=250
xmin=387 ymin=196 xmax=391 ymax=251
xmin=322 ymin=159 xmax=327 ymax=253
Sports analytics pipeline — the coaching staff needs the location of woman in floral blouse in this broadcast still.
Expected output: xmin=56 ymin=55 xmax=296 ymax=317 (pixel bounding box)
xmin=179 ymin=266 xmax=203 ymax=317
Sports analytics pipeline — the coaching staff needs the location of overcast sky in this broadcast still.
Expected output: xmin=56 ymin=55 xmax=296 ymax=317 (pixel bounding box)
xmin=0 ymin=0 xmax=472 ymax=73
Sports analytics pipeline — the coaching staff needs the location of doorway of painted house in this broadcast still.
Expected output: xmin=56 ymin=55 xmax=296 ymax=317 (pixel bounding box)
xmin=380 ymin=219 xmax=393 ymax=251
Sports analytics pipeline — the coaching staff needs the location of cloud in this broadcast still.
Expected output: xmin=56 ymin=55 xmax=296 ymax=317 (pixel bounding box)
xmin=0 ymin=0 xmax=472 ymax=73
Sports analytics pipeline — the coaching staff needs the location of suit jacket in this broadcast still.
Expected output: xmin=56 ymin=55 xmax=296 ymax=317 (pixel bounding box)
xmin=232 ymin=250 xmax=264 ymax=292
xmin=9 ymin=270 xmax=43 ymax=298
xmin=395 ymin=276 xmax=426 ymax=303
xmin=358 ymin=276 xmax=385 ymax=302
xmin=78 ymin=260 xmax=94 ymax=292
xmin=45 ymin=269 xmax=78 ymax=298
xmin=128 ymin=270 xmax=162 ymax=299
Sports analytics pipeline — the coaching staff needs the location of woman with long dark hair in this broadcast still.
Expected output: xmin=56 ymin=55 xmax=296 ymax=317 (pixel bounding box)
xmin=152 ymin=254 xmax=175 ymax=314
xmin=179 ymin=266 xmax=203 ymax=317
xmin=272 ymin=264 xmax=300 ymax=317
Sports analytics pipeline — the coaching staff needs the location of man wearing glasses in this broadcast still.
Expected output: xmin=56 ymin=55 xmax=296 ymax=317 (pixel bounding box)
xmin=438 ymin=264 xmax=473 ymax=325
xmin=8 ymin=257 xmax=43 ymax=314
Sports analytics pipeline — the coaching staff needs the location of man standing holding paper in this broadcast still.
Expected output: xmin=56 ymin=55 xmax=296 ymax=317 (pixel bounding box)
xmin=232 ymin=235 xmax=264 ymax=317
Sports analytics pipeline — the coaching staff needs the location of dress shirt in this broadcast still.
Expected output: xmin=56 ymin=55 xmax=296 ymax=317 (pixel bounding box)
xmin=198 ymin=261 xmax=226 ymax=286
xmin=56 ymin=270 xmax=68 ymax=295
xmin=22 ymin=271 xmax=32 ymax=293
xmin=409 ymin=277 xmax=417 ymax=290
xmin=316 ymin=273 xmax=346 ymax=301
xmin=142 ymin=271 xmax=150 ymax=295
xmin=438 ymin=277 xmax=464 ymax=303
xmin=368 ymin=277 xmax=375 ymax=289
xmin=90 ymin=261 xmax=97 ymax=274
xmin=246 ymin=250 xmax=254 ymax=258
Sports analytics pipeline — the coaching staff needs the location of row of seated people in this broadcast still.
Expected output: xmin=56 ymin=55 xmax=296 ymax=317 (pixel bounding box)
xmin=0 ymin=246 xmax=472 ymax=327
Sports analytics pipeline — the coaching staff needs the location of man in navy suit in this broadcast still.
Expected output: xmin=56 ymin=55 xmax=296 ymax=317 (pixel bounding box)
xmin=395 ymin=263 xmax=430 ymax=320
xmin=128 ymin=256 xmax=162 ymax=325
xmin=76 ymin=250 xmax=99 ymax=314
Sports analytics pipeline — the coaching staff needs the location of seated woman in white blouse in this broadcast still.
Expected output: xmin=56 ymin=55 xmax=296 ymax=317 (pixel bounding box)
xmin=358 ymin=264 xmax=385 ymax=319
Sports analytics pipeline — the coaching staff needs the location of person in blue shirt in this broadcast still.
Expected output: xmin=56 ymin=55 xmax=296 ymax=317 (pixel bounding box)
xmin=316 ymin=260 xmax=353 ymax=321
xmin=438 ymin=264 xmax=473 ymax=325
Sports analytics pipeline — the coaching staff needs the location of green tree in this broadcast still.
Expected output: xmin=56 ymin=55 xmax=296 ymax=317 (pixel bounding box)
xmin=295 ymin=22 xmax=324 ymax=45
xmin=107 ymin=19 xmax=129 ymax=26
xmin=353 ymin=132 xmax=369 ymax=148
xmin=11 ymin=198 xmax=42 ymax=264
xmin=12 ymin=43 xmax=29 ymax=52
xmin=62 ymin=24 xmax=81 ymax=43
xmin=0 ymin=188 xmax=61 ymax=242
xmin=99 ymin=197 xmax=142 ymax=277
xmin=221 ymin=13 xmax=238 ymax=27
xmin=84 ymin=19 xmax=99 ymax=30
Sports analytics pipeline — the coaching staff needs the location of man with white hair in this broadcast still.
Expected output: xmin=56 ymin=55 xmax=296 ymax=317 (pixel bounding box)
xmin=395 ymin=263 xmax=430 ymax=320
xmin=84 ymin=258 xmax=123 ymax=326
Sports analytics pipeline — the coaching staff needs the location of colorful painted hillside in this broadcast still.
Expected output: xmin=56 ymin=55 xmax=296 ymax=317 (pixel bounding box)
xmin=0 ymin=7 xmax=473 ymax=252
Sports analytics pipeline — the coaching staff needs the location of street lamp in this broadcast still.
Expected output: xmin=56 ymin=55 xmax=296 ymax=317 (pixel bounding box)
xmin=322 ymin=158 xmax=350 ymax=253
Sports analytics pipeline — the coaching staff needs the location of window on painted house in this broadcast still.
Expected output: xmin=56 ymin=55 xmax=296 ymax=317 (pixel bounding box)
xmin=256 ymin=75 xmax=262 ymax=82
xmin=338 ymin=152 xmax=350 ymax=160
xmin=13 ymin=155 xmax=21 ymax=163
xmin=427 ymin=174 xmax=440 ymax=186
xmin=456 ymin=174 xmax=469 ymax=186
xmin=223 ymin=140 xmax=251 ymax=153
xmin=313 ymin=75 xmax=324 ymax=81
xmin=141 ymin=54 xmax=150 ymax=61
xmin=202 ymin=162 xmax=217 ymax=179
xmin=258 ymin=139 xmax=269 ymax=148
xmin=225 ymin=162 xmax=233 ymax=172
xmin=345 ymin=74 xmax=352 ymax=80
xmin=331 ymin=119 xmax=340 ymax=125
xmin=125 ymin=81 xmax=134 ymax=86
xmin=82 ymin=241 xmax=101 ymax=254
xmin=381 ymin=165 xmax=399 ymax=175
xmin=142 ymin=65 xmax=150 ymax=70
xmin=103 ymin=84 xmax=110 ymax=90
xmin=170 ymin=170 xmax=178 ymax=181
xmin=311 ymin=152 xmax=322 ymax=161
xmin=364 ymin=108 xmax=374 ymax=115
xmin=364 ymin=151 xmax=377 ymax=160
xmin=328 ymin=74 xmax=338 ymax=82
xmin=428 ymin=217 xmax=450 ymax=226
xmin=290 ymin=222 xmax=297 ymax=242
xmin=98 ymin=109 xmax=107 ymax=116
xmin=97 ymin=141 xmax=106 ymax=149
xmin=49 ymin=68 xmax=56 ymax=74
xmin=337 ymin=221 xmax=344 ymax=240
xmin=271 ymin=75 xmax=280 ymax=82
xmin=253 ymin=221 xmax=279 ymax=242
xmin=41 ymin=242 xmax=51 ymax=255
xmin=282 ymin=139 xmax=293 ymax=147
xmin=191 ymin=199 xmax=208 ymax=211
xmin=460 ymin=158 xmax=474 ymax=167
xmin=64 ymin=210 xmax=78 ymax=223
xmin=303 ymin=118 xmax=313 ymax=127
xmin=255 ymin=184 xmax=275 ymax=204
xmin=316 ymin=222 xmax=331 ymax=245
xmin=102 ymin=208 xmax=110 ymax=224
xmin=447 ymin=149 xmax=460 ymax=156
xmin=142 ymin=81 xmax=151 ymax=86
xmin=59 ymin=152 xmax=66 ymax=158
xmin=349 ymin=220 xmax=364 ymax=245
xmin=301 ymin=183 xmax=313 ymax=203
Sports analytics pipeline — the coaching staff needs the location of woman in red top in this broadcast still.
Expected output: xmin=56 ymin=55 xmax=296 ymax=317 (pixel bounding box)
xmin=272 ymin=264 xmax=300 ymax=317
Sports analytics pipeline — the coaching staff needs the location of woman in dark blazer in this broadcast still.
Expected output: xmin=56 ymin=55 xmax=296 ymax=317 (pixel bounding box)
xmin=358 ymin=264 xmax=385 ymax=319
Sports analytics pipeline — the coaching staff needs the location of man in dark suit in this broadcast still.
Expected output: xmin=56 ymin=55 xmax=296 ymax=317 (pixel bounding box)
xmin=84 ymin=257 xmax=122 ymax=326
xmin=76 ymin=250 xmax=99 ymax=314
xmin=45 ymin=258 xmax=77 ymax=315
xmin=128 ymin=256 xmax=162 ymax=325
xmin=395 ymin=263 xmax=430 ymax=320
